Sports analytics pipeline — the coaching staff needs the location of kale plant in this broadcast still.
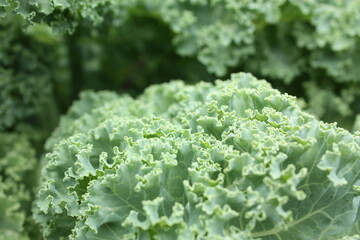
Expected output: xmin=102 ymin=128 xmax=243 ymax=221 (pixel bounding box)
xmin=1 ymin=1 xmax=360 ymax=239
xmin=34 ymin=73 xmax=360 ymax=239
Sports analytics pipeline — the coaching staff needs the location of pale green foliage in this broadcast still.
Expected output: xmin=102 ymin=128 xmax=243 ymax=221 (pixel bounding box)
xmin=34 ymin=73 xmax=360 ymax=239
xmin=1 ymin=1 xmax=360 ymax=238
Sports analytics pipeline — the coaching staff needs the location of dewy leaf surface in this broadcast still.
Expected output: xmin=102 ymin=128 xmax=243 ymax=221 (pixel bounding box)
xmin=34 ymin=73 xmax=360 ymax=240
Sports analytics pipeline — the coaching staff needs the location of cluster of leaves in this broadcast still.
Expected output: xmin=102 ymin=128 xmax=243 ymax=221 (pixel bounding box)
xmin=0 ymin=133 xmax=39 ymax=239
xmin=0 ymin=0 xmax=214 ymax=133
xmin=2 ymin=0 xmax=360 ymax=129
xmin=0 ymin=14 xmax=70 ymax=132
xmin=1 ymin=6 xmax=211 ymax=237
xmin=0 ymin=12 xmax=71 ymax=239
xmin=35 ymin=73 xmax=360 ymax=239
xmin=1 ymin=0 xmax=360 ymax=239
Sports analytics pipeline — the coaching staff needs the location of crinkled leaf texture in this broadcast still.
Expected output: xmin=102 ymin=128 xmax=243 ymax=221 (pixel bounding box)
xmin=34 ymin=73 xmax=360 ymax=240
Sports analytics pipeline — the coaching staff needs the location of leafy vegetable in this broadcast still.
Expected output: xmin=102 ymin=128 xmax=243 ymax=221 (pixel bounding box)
xmin=1 ymin=1 xmax=360 ymax=239
xmin=34 ymin=73 xmax=360 ymax=239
